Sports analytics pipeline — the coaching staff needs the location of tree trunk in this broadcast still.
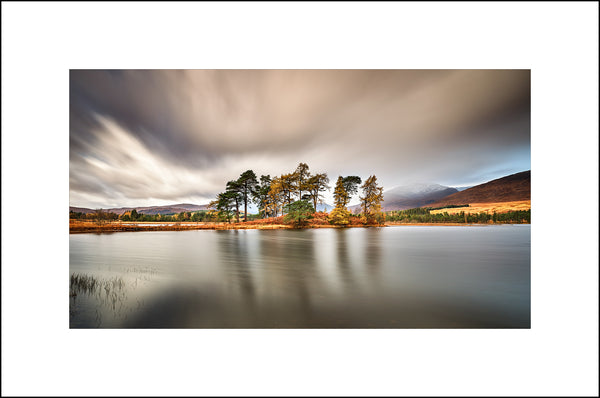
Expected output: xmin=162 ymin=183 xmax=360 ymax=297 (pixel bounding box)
xmin=243 ymin=185 xmax=248 ymax=222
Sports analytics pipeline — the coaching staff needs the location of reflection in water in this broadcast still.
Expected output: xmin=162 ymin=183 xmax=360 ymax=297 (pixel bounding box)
xmin=255 ymin=231 xmax=318 ymax=326
xmin=219 ymin=230 xmax=257 ymax=311
xmin=70 ymin=226 xmax=531 ymax=328
xmin=335 ymin=229 xmax=355 ymax=291
xmin=285 ymin=231 xmax=316 ymax=321
xmin=365 ymin=228 xmax=382 ymax=280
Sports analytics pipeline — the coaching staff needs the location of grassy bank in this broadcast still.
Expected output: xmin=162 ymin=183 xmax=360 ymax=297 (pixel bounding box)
xmin=70 ymin=202 xmax=531 ymax=234
xmin=70 ymin=219 xmax=528 ymax=233
xmin=70 ymin=213 xmax=371 ymax=233
xmin=69 ymin=219 xmax=294 ymax=233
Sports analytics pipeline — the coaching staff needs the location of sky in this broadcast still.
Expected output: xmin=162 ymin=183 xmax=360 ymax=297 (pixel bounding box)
xmin=70 ymin=69 xmax=530 ymax=209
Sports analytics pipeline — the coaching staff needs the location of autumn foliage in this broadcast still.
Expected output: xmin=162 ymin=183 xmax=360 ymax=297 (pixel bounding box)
xmin=72 ymin=161 xmax=387 ymax=232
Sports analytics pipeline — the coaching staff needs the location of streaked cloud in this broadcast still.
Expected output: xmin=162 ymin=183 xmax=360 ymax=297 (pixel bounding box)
xmin=70 ymin=69 xmax=530 ymax=208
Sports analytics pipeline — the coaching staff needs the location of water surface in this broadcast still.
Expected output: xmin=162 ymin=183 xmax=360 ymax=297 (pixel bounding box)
xmin=69 ymin=225 xmax=530 ymax=328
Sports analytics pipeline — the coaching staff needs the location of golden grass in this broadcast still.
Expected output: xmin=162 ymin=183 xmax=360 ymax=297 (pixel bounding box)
xmin=70 ymin=218 xmax=503 ymax=233
xmin=69 ymin=215 xmax=373 ymax=233
xmin=385 ymin=222 xmax=475 ymax=226
xmin=430 ymin=200 xmax=531 ymax=215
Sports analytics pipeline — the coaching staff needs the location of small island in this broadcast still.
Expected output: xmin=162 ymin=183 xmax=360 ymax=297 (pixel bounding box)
xmin=70 ymin=163 xmax=530 ymax=233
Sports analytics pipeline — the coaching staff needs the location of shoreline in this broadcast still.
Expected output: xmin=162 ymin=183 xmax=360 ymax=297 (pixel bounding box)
xmin=69 ymin=220 xmax=529 ymax=234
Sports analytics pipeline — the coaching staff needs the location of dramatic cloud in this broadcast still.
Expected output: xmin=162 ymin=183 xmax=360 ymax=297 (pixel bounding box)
xmin=70 ymin=69 xmax=530 ymax=208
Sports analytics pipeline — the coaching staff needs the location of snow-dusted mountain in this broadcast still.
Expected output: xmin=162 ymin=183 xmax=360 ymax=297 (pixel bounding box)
xmin=453 ymin=186 xmax=473 ymax=192
xmin=380 ymin=183 xmax=458 ymax=210
xmin=387 ymin=183 xmax=455 ymax=197
xmin=348 ymin=183 xmax=458 ymax=212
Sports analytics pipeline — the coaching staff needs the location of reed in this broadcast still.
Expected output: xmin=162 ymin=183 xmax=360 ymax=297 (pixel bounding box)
xmin=70 ymin=273 xmax=124 ymax=296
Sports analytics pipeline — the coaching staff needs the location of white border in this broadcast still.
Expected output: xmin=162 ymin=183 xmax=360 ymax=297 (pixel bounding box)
xmin=2 ymin=2 xmax=598 ymax=396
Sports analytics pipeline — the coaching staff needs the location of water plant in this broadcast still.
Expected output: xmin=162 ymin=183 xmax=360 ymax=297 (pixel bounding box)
xmin=70 ymin=273 xmax=124 ymax=296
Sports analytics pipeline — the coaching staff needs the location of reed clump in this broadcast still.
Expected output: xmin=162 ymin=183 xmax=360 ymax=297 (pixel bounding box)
xmin=70 ymin=273 xmax=124 ymax=296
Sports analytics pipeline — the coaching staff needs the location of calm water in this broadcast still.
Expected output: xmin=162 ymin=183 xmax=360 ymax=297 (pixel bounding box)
xmin=69 ymin=225 xmax=530 ymax=328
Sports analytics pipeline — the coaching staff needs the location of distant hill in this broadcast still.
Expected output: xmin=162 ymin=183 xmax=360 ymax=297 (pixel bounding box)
xmin=132 ymin=203 xmax=209 ymax=215
xmin=427 ymin=170 xmax=531 ymax=207
xmin=69 ymin=203 xmax=210 ymax=215
xmin=316 ymin=203 xmax=334 ymax=212
xmin=69 ymin=206 xmax=97 ymax=214
xmin=348 ymin=183 xmax=458 ymax=212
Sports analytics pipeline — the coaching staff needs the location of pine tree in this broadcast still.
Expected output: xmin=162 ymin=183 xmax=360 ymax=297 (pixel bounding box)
xmin=283 ymin=200 xmax=315 ymax=227
xmin=359 ymin=175 xmax=384 ymax=224
xmin=267 ymin=176 xmax=285 ymax=217
xmin=329 ymin=176 xmax=351 ymax=225
xmin=306 ymin=172 xmax=330 ymax=211
xmin=333 ymin=176 xmax=349 ymax=208
xmin=237 ymin=170 xmax=258 ymax=222
xmin=211 ymin=191 xmax=237 ymax=223
xmin=279 ymin=173 xmax=296 ymax=211
xmin=253 ymin=175 xmax=272 ymax=218
xmin=342 ymin=176 xmax=362 ymax=205
xmin=294 ymin=163 xmax=311 ymax=201
xmin=226 ymin=180 xmax=243 ymax=222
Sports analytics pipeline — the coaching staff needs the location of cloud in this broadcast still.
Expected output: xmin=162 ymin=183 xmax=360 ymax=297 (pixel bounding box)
xmin=69 ymin=115 xmax=225 ymax=208
xmin=70 ymin=70 xmax=530 ymax=208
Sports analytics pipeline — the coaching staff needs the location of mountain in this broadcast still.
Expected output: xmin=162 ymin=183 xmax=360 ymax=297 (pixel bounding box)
xmin=131 ymin=203 xmax=210 ymax=215
xmin=453 ymin=186 xmax=473 ymax=192
xmin=69 ymin=203 xmax=210 ymax=215
xmin=348 ymin=183 xmax=458 ymax=212
xmin=68 ymin=206 xmax=97 ymax=214
xmin=427 ymin=170 xmax=531 ymax=207
xmin=382 ymin=183 xmax=459 ymax=210
xmin=316 ymin=203 xmax=334 ymax=212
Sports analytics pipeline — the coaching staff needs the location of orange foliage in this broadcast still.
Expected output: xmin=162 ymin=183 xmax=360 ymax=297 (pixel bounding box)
xmin=70 ymin=211 xmax=379 ymax=234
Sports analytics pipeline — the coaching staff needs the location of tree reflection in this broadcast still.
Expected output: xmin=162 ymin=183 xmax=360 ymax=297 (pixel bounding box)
xmin=365 ymin=228 xmax=383 ymax=284
xmin=257 ymin=230 xmax=317 ymax=326
xmin=335 ymin=229 xmax=357 ymax=293
xmin=217 ymin=230 xmax=257 ymax=313
xmin=286 ymin=231 xmax=316 ymax=322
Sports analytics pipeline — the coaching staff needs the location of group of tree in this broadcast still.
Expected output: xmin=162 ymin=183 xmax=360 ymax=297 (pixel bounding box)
xmin=210 ymin=162 xmax=387 ymax=226
xmin=328 ymin=175 xmax=385 ymax=225
xmin=120 ymin=210 xmax=222 ymax=223
xmin=70 ymin=209 xmax=119 ymax=223
xmin=210 ymin=163 xmax=333 ymax=223
xmin=70 ymin=209 xmax=226 ymax=223
xmin=386 ymin=208 xmax=530 ymax=224
xmin=264 ymin=163 xmax=331 ymax=218
xmin=209 ymin=170 xmax=262 ymax=223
